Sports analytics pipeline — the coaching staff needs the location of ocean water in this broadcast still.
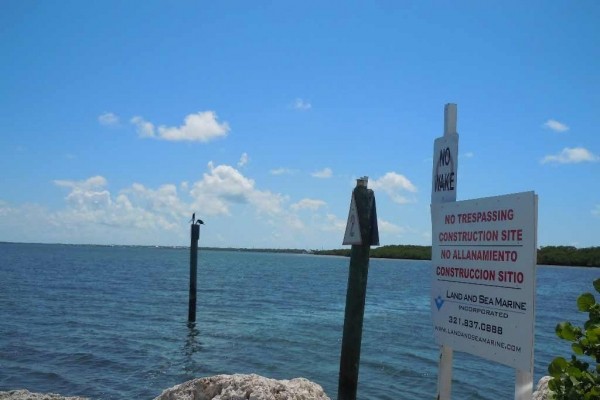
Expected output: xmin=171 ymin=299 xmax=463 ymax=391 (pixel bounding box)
xmin=0 ymin=242 xmax=597 ymax=399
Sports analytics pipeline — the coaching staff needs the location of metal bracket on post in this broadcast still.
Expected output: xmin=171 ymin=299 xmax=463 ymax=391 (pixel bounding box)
xmin=338 ymin=177 xmax=379 ymax=400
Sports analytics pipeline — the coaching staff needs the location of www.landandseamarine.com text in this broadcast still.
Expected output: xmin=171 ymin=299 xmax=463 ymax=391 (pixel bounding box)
xmin=434 ymin=325 xmax=521 ymax=353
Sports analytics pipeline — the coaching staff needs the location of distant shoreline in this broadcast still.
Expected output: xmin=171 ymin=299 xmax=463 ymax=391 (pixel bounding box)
xmin=1 ymin=242 xmax=598 ymax=267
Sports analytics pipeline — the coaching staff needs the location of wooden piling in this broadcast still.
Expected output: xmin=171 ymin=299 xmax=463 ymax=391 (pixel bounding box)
xmin=338 ymin=178 xmax=378 ymax=400
xmin=188 ymin=223 xmax=200 ymax=323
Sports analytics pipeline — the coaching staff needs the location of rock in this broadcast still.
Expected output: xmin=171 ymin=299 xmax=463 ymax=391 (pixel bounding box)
xmin=532 ymin=376 xmax=552 ymax=400
xmin=154 ymin=374 xmax=331 ymax=400
xmin=0 ymin=389 xmax=88 ymax=400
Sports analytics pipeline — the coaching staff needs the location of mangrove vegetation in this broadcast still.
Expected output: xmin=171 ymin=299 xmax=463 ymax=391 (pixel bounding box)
xmin=313 ymin=245 xmax=600 ymax=267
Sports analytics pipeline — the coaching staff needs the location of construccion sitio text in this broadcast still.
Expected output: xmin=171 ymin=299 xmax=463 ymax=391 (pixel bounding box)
xmin=436 ymin=265 xmax=524 ymax=284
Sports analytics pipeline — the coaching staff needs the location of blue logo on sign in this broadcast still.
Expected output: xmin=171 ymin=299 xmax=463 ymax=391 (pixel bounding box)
xmin=434 ymin=295 xmax=445 ymax=310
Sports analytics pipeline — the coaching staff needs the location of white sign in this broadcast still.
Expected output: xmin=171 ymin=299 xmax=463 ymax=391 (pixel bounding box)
xmin=430 ymin=191 xmax=537 ymax=372
xmin=343 ymin=194 xmax=362 ymax=245
xmin=432 ymin=133 xmax=459 ymax=203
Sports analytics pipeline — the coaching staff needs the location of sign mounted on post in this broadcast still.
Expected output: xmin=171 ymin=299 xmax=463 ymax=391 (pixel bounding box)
xmin=338 ymin=177 xmax=379 ymax=400
xmin=430 ymin=103 xmax=536 ymax=400
xmin=432 ymin=133 xmax=459 ymax=203
xmin=343 ymin=195 xmax=362 ymax=245
xmin=431 ymin=191 xmax=537 ymax=372
xmin=343 ymin=177 xmax=379 ymax=246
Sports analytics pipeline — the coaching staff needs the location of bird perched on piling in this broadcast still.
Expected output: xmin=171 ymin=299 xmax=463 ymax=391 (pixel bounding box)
xmin=196 ymin=219 xmax=204 ymax=225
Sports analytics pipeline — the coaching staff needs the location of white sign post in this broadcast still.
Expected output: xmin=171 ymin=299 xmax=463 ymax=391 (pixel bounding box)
xmin=431 ymin=192 xmax=537 ymax=370
xmin=432 ymin=104 xmax=459 ymax=400
xmin=430 ymin=104 xmax=536 ymax=400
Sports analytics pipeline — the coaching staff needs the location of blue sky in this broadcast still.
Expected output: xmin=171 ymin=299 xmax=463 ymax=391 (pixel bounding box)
xmin=1 ymin=1 xmax=598 ymax=249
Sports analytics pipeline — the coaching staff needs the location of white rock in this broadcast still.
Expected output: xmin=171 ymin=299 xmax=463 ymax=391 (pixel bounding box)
xmin=0 ymin=389 xmax=88 ymax=400
xmin=532 ymin=376 xmax=552 ymax=400
xmin=154 ymin=374 xmax=331 ymax=400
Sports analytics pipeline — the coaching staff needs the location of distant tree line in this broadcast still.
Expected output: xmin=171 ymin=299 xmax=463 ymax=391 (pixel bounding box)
xmin=202 ymin=247 xmax=310 ymax=254
xmin=313 ymin=245 xmax=600 ymax=267
xmin=537 ymin=246 xmax=600 ymax=267
xmin=312 ymin=245 xmax=431 ymax=260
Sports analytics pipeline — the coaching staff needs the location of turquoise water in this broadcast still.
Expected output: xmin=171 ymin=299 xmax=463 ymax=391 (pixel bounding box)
xmin=0 ymin=242 xmax=596 ymax=399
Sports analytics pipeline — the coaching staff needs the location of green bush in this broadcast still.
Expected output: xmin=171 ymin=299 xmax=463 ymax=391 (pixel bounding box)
xmin=548 ymin=278 xmax=600 ymax=399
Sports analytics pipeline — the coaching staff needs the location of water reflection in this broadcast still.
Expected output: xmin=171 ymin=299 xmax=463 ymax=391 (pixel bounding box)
xmin=182 ymin=322 xmax=203 ymax=378
xmin=185 ymin=322 xmax=202 ymax=356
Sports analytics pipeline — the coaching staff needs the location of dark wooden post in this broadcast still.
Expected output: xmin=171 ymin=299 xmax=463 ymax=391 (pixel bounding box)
xmin=338 ymin=177 xmax=378 ymax=400
xmin=188 ymin=223 xmax=200 ymax=323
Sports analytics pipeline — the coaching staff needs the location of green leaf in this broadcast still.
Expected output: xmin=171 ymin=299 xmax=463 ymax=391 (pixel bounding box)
xmin=549 ymin=357 xmax=568 ymax=377
xmin=569 ymin=374 xmax=580 ymax=387
xmin=557 ymin=322 xmax=580 ymax=341
xmin=572 ymin=343 xmax=584 ymax=355
xmin=548 ymin=377 xmax=561 ymax=392
xmin=584 ymin=319 xmax=596 ymax=331
xmin=589 ymin=385 xmax=600 ymax=395
xmin=589 ymin=304 xmax=600 ymax=320
xmin=591 ymin=325 xmax=600 ymax=336
xmin=567 ymin=365 xmax=582 ymax=378
xmin=585 ymin=328 xmax=598 ymax=342
xmin=593 ymin=278 xmax=600 ymax=294
xmin=578 ymin=293 xmax=596 ymax=312
xmin=547 ymin=279 xmax=600 ymax=398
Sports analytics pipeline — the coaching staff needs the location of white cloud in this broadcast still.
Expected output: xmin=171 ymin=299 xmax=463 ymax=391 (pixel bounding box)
xmin=130 ymin=116 xmax=155 ymax=138
xmin=158 ymin=111 xmax=229 ymax=142
xmin=312 ymin=168 xmax=332 ymax=179
xmin=463 ymin=152 xmax=474 ymax=158
xmin=45 ymin=163 xmax=291 ymax=241
xmin=541 ymin=147 xmax=599 ymax=164
xmin=49 ymin=176 xmax=170 ymax=231
xmin=377 ymin=218 xmax=406 ymax=235
xmin=124 ymin=183 xmax=187 ymax=226
xmin=238 ymin=153 xmax=249 ymax=167
xmin=321 ymin=213 xmax=346 ymax=233
xmin=291 ymin=198 xmax=327 ymax=211
xmin=293 ymin=98 xmax=312 ymax=110
xmin=369 ymin=172 xmax=417 ymax=204
xmin=593 ymin=205 xmax=600 ymax=218
xmin=190 ymin=161 xmax=287 ymax=217
xmin=0 ymin=200 xmax=15 ymax=217
xmin=52 ymin=176 xmax=186 ymax=231
xmin=190 ymin=162 xmax=253 ymax=215
xmin=98 ymin=112 xmax=120 ymax=126
xmin=54 ymin=175 xmax=108 ymax=190
xmin=2 ymin=162 xmax=362 ymax=247
xmin=248 ymin=190 xmax=287 ymax=216
xmin=270 ymin=168 xmax=295 ymax=176
xmin=131 ymin=111 xmax=229 ymax=142
xmin=543 ymin=119 xmax=569 ymax=133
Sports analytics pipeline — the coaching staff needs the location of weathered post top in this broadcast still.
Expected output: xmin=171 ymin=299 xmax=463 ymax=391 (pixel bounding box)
xmin=444 ymin=103 xmax=457 ymax=136
xmin=356 ymin=176 xmax=368 ymax=187
xmin=191 ymin=223 xmax=200 ymax=240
